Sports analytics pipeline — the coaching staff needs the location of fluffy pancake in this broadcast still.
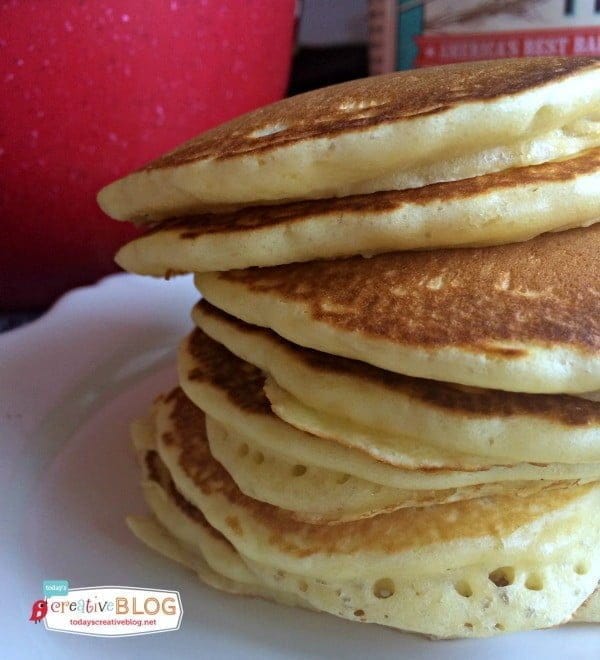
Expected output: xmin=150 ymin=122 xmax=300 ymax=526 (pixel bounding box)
xmin=156 ymin=387 xmax=596 ymax=524
xmin=196 ymin=225 xmax=600 ymax=394
xmin=262 ymin=378 xmax=599 ymax=471
xmin=128 ymin=415 xmax=308 ymax=607
xmin=177 ymin=329 xmax=600 ymax=491
xmin=132 ymin=416 xmax=257 ymax=586
xmin=98 ymin=57 xmax=600 ymax=220
xmin=136 ymin=395 xmax=600 ymax=637
xmin=193 ymin=302 xmax=600 ymax=464
xmin=127 ymin=514 xmax=255 ymax=595
xmin=116 ymin=149 xmax=600 ymax=274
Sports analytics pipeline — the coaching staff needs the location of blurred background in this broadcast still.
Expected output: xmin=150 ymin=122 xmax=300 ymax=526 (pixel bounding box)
xmin=2 ymin=0 xmax=599 ymax=327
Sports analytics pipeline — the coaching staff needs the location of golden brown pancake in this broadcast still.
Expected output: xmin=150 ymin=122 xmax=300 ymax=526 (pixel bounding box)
xmin=196 ymin=301 xmax=599 ymax=427
xmin=177 ymin=329 xmax=600 ymax=485
xmin=154 ymin=386 xmax=598 ymax=523
xmin=115 ymin=148 xmax=600 ymax=274
xmin=193 ymin=302 xmax=600 ymax=464
xmin=196 ymin=225 xmax=600 ymax=393
xmin=98 ymin=57 xmax=600 ymax=220
xmin=152 ymin=388 xmax=596 ymax=556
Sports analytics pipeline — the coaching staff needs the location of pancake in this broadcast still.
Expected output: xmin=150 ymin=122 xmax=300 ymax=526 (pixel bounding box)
xmin=177 ymin=329 xmax=600 ymax=491
xmin=128 ymin=415 xmax=308 ymax=607
xmin=137 ymin=395 xmax=600 ymax=637
xmin=156 ymin=387 xmax=595 ymax=524
xmin=127 ymin=514 xmax=257 ymax=597
xmin=128 ymin=515 xmax=600 ymax=634
xmin=262 ymin=378 xmax=599 ymax=473
xmin=132 ymin=415 xmax=257 ymax=586
xmin=194 ymin=302 xmax=600 ymax=465
xmin=204 ymin=415 xmax=558 ymax=522
xmin=196 ymin=225 xmax=600 ymax=394
xmin=129 ymin=396 xmax=600 ymax=637
xmin=98 ymin=57 xmax=600 ymax=220
xmin=115 ymin=148 xmax=600 ymax=275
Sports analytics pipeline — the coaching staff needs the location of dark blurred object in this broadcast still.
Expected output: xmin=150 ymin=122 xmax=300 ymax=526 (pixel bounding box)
xmin=0 ymin=311 xmax=39 ymax=334
xmin=288 ymin=44 xmax=369 ymax=95
xmin=1 ymin=0 xmax=295 ymax=311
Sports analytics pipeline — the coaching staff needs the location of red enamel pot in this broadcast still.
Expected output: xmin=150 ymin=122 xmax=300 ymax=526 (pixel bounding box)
xmin=1 ymin=0 xmax=296 ymax=308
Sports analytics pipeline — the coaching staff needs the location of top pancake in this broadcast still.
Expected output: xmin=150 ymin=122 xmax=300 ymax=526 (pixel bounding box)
xmin=98 ymin=57 xmax=600 ymax=220
xmin=196 ymin=225 xmax=600 ymax=393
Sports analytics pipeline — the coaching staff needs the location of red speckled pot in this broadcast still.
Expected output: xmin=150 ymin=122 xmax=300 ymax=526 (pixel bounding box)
xmin=1 ymin=0 xmax=296 ymax=309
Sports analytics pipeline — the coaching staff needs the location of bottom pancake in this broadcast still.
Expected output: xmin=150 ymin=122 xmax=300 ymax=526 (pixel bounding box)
xmin=128 ymin=394 xmax=600 ymax=638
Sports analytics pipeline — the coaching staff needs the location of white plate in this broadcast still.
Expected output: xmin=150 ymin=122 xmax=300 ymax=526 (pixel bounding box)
xmin=1 ymin=274 xmax=597 ymax=660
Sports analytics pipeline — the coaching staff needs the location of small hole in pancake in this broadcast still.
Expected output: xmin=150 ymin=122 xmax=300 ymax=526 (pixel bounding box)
xmin=489 ymin=567 xmax=515 ymax=587
xmin=292 ymin=464 xmax=307 ymax=477
xmin=494 ymin=623 xmax=505 ymax=631
xmin=353 ymin=609 xmax=365 ymax=617
xmin=464 ymin=623 xmax=473 ymax=630
xmin=574 ymin=562 xmax=589 ymax=575
xmin=238 ymin=443 xmax=249 ymax=458
xmin=253 ymin=451 xmax=265 ymax=465
xmin=525 ymin=574 xmax=544 ymax=591
xmin=298 ymin=580 xmax=308 ymax=593
xmin=454 ymin=581 xmax=473 ymax=598
xmin=373 ymin=578 xmax=395 ymax=599
xmin=336 ymin=474 xmax=351 ymax=485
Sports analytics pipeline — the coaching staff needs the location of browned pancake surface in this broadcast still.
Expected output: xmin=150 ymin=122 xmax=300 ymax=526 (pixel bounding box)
xmin=185 ymin=332 xmax=270 ymax=416
xmin=145 ymin=446 xmax=231 ymax=546
xmin=196 ymin=303 xmax=600 ymax=427
xmin=215 ymin=225 xmax=600 ymax=355
xmin=143 ymin=57 xmax=599 ymax=168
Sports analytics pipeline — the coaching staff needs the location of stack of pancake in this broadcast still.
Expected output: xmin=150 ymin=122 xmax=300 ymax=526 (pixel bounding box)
xmin=98 ymin=57 xmax=600 ymax=638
